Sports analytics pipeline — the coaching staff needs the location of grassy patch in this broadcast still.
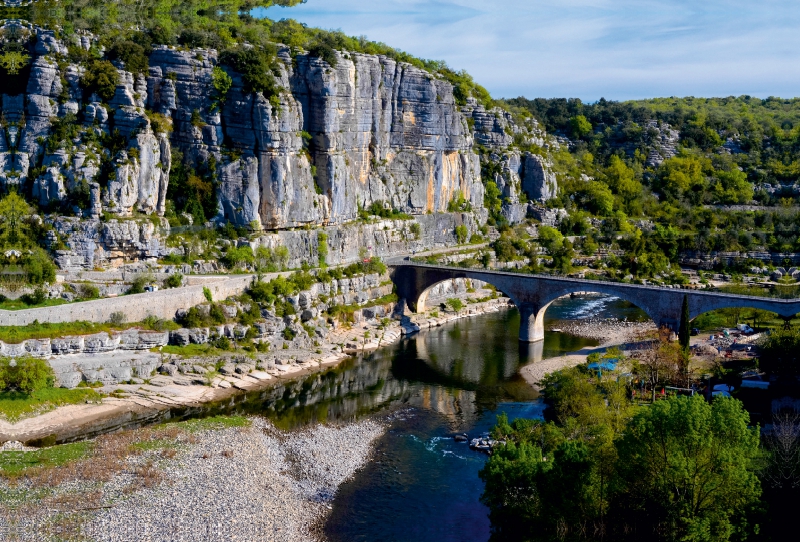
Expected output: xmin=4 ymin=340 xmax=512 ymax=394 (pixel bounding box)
xmin=157 ymin=344 xmax=228 ymax=357
xmin=178 ymin=415 xmax=251 ymax=433
xmin=0 ymin=298 xmax=69 ymax=311
xmin=0 ymin=441 xmax=91 ymax=476
xmin=0 ymin=319 xmax=179 ymax=343
xmin=0 ymin=388 xmax=103 ymax=422
xmin=129 ymin=438 xmax=181 ymax=452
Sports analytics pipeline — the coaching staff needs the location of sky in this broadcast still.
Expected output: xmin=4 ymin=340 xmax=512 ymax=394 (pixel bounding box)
xmin=256 ymin=0 xmax=800 ymax=102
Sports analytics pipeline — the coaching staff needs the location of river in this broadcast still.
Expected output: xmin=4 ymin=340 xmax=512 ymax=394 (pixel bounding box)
xmin=309 ymin=294 xmax=641 ymax=542
xmin=164 ymin=294 xmax=640 ymax=541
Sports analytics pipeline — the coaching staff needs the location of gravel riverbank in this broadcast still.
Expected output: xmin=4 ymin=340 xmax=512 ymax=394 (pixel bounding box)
xmin=551 ymin=317 xmax=656 ymax=345
xmin=521 ymin=318 xmax=656 ymax=390
xmin=1 ymin=417 xmax=385 ymax=541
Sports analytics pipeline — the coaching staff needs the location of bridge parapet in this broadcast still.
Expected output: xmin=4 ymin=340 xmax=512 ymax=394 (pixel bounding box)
xmin=390 ymin=263 xmax=800 ymax=342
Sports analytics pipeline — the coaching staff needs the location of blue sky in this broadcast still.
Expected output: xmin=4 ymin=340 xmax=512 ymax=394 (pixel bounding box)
xmin=257 ymin=0 xmax=800 ymax=101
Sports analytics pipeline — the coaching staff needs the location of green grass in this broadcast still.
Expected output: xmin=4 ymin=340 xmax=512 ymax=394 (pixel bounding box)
xmin=0 ymin=441 xmax=91 ymax=476
xmin=0 ymin=319 xmax=180 ymax=343
xmin=0 ymin=298 xmax=69 ymax=311
xmin=129 ymin=438 xmax=181 ymax=452
xmin=0 ymin=388 xmax=104 ymax=422
xmin=157 ymin=344 xmax=229 ymax=357
xmin=177 ymin=415 xmax=251 ymax=432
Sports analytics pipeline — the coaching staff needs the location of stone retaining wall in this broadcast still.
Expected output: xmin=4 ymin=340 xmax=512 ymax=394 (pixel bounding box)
xmin=0 ymin=275 xmax=255 ymax=326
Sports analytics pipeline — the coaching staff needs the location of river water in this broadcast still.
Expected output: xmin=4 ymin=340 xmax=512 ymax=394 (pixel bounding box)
xmin=170 ymin=294 xmax=639 ymax=541
xmin=313 ymin=295 xmax=643 ymax=542
xmin=50 ymin=294 xmax=642 ymax=538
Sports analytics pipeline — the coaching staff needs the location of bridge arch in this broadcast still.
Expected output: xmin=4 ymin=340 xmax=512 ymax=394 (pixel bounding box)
xmin=526 ymin=286 xmax=664 ymax=343
xmin=389 ymin=263 xmax=800 ymax=343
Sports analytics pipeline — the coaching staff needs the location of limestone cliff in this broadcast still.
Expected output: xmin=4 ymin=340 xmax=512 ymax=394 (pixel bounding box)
xmin=0 ymin=28 xmax=557 ymax=237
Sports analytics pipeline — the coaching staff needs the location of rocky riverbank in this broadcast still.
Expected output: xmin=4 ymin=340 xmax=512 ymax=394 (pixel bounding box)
xmin=0 ymin=292 xmax=512 ymax=444
xmin=551 ymin=317 xmax=656 ymax=345
xmin=521 ymin=318 xmax=656 ymax=390
xmin=0 ymin=417 xmax=385 ymax=542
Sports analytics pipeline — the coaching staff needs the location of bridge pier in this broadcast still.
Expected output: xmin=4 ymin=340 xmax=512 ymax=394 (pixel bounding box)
xmin=518 ymin=302 xmax=544 ymax=343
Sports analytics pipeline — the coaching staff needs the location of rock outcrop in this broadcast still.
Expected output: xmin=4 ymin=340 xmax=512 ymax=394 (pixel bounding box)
xmin=0 ymin=25 xmax=569 ymax=267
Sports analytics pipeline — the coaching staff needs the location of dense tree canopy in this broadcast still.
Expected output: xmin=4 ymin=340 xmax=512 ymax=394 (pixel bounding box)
xmin=480 ymin=367 xmax=763 ymax=542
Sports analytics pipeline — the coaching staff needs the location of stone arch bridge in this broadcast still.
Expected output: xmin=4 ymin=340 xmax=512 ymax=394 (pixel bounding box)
xmin=389 ymin=263 xmax=800 ymax=342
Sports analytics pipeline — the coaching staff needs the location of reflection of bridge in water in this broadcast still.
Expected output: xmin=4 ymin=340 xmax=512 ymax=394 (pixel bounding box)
xmin=390 ymin=262 xmax=800 ymax=342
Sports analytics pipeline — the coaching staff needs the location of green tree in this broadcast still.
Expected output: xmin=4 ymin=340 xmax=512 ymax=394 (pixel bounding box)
xmin=759 ymin=328 xmax=800 ymax=376
xmin=604 ymin=155 xmax=642 ymax=207
xmin=656 ymin=155 xmax=710 ymax=202
xmin=317 ymin=233 xmax=329 ymax=267
xmin=211 ymin=66 xmax=233 ymax=106
xmin=81 ymin=60 xmax=120 ymax=102
xmin=455 ymin=225 xmax=468 ymax=244
xmin=0 ymin=356 xmax=55 ymax=394
xmin=164 ymin=273 xmax=183 ymax=289
xmin=615 ymin=395 xmax=761 ymax=540
xmin=569 ymin=115 xmax=593 ymax=138
xmin=0 ymin=192 xmax=31 ymax=247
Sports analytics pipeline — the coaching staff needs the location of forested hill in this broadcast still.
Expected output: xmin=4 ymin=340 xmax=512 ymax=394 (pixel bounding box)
xmin=496 ymin=96 xmax=800 ymax=258
xmin=504 ymin=96 xmax=800 ymax=204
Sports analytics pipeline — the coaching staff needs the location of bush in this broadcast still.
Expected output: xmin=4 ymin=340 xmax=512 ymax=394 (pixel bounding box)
xmin=108 ymin=311 xmax=126 ymax=326
xmin=76 ymin=284 xmax=100 ymax=300
xmin=20 ymin=287 xmax=47 ymax=306
xmin=759 ymin=329 xmax=800 ymax=376
xmin=455 ymin=225 xmax=468 ymax=244
xmin=81 ymin=60 xmax=119 ymax=102
xmin=223 ymin=246 xmax=255 ymax=270
xmin=203 ymin=287 xmax=213 ymax=303
xmin=128 ymin=274 xmax=154 ymax=295
xmin=0 ymin=357 xmax=55 ymax=394
xmin=164 ymin=273 xmax=183 ymax=289
xmin=446 ymin=298 xmax=464 ymax=312
xmin=106 ymin=40 xmax=149 ymax=74
xmin=209 ymin=304 xmax=226 ymax=324
xmin=219 ymin=46 xmax=281 ymax=99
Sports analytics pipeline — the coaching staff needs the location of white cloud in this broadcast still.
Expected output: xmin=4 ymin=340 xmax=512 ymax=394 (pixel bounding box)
xmin=259 ymin=0 xmax=800 ymax=100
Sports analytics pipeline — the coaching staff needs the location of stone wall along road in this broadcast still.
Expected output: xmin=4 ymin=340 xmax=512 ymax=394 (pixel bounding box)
xmin=0 ymin=275 xmax=255 ymax=326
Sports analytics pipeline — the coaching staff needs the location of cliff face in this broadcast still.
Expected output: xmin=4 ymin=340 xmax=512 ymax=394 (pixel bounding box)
xmin=1 ymin=29 xmax=556 ymax=235
xmin=149 ymin=46 xmax=485 ymax=228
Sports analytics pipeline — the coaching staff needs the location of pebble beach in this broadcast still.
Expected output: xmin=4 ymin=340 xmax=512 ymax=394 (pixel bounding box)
xmin=0 ymin=417 xmax=385 ymax=542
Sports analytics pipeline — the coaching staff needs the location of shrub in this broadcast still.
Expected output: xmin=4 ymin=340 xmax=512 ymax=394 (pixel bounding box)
xmin=106 ymin=40 xmax=149 ymax=74
xmin=223 ymin=246 xmax=255 ymax=270
xmin=181 ymin=307 xmax=206 ymax=329
xmin=164 ymin=273 xmax=183 ymax=289
xmin=128 ymin=274 xmax=154 ymax=295
xmin=203 ymin=287 xmax=213 ymax=303
xmin=318 ymin=232 xmax=329 ymax=267
xmin=209 ymin=304 xmax=226 ymax=324
xmin=219 ymin=46 xmax=281 ymax=99
xmin=446 ymin=298 xmax=464 ymax=312
xmin=211 ymin=66 xmax=233 ymax=108
xmin=0 ymin=356 xmax=55 ymax=394
xmin=20 ymin=287 xmax=47 ymax=306
xmin=455 ymin=225 xmax=468 ymax=244
xmin=81 ymin=60 xmax=119 ymax=102
xmin=108 ymin=311 xmax=126 ymax=326
xmin=76 ymin=284 xmax=100 ymax=300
